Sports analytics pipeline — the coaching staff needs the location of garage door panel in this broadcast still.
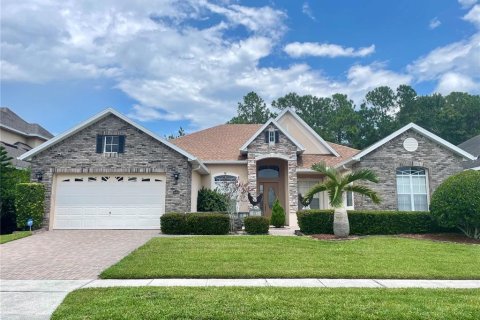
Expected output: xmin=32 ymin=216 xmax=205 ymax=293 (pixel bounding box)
xmin=53 ymin=174 xmax=165 ymax=229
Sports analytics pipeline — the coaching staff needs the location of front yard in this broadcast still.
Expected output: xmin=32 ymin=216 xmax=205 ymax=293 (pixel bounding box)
xmin=52 ymin=287 xmax=480 ymax=320
xmin=101 ymin=236 xmax=480 ymax=279
xmin=0 ymin=231 xmax=31 ymax=244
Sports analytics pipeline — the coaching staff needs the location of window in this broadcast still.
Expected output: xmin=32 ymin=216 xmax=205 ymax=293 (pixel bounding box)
xmin=269 ymin=130 xmax=275 ymax=143
xmin=298 ymin=180 xmax=321 ymax=209
xmin=396 ymin=167 xmax=428 ymax=211
xmin=214 ymin=174 xmax=238 ymax=212
xmin=264 ymin=129 xmax=279 ymax=144
xmin=258 ymin=165 xmax=280 ymax=179
xmin=346 ymin=191 xmax=353 ymax=208
xmin=96 ymin=135 xmax=125 ymax=154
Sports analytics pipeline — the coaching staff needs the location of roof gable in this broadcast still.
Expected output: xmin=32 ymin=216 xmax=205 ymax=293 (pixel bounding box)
xmin=239 ymin=118 xmax=305 ymax=153
xmin=275 ymin=108 xmax=340 ymax=156
xmin=337 ymin=123 xmax=476 ymax=167
xmin=18 ymin=108 xmax=208 ymax=173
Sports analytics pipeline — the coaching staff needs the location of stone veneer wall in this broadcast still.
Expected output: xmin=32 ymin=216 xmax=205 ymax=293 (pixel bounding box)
xmin=246 ymin=124 xmax=298 ymax=225
xmin=352 ymin=130 xmax=466 ymax=210
xmin=30 ymin=114 xmax=192 ymax=227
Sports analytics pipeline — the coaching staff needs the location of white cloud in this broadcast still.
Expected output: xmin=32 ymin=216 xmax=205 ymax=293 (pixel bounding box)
xmin=463 ymin=4 xmax=480 ymax=27
xmin=429 ymin=17 xmax=441 ymax=29
xmin=458 ymin=0 xmax=478 ymax=8
xmin=284 ymin=42 xmax=375 ymax=58
xmin=435 ymin=72 xmax=479 ymax=94
xmin=302 ymin=2 xmax=315 ymax=21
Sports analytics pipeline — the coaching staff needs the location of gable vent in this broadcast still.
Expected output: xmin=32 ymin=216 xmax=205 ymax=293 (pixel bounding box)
xmin=403 ymin=137 xmax=418 ymax=152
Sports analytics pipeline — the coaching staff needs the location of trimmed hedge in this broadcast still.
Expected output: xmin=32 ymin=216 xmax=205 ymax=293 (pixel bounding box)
xmin=297 ymin=210 xmax=453 ymax=235
xmin=197 ymin=187 xmax=229 ymax=212
xmin=161 ymin=212 xmax=230 ymax=235
xmin=244 ymin=216 xmax=270 ymax=234
xmin=15 ymin=183 xmax=45 ymax=230
xmin=160 ymin=213 xmax=188 ymax=234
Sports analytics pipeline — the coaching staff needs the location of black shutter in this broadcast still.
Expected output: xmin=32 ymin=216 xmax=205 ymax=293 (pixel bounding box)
xmin=96 ymin=135 xmax=104 ymax=153
xmin=265 ymin=131 xmax=269 ymax=143
xmin=118 ymin=135 xmax=125 ymax=153
xmin=275 ymin=131 xmax=279 ymax=143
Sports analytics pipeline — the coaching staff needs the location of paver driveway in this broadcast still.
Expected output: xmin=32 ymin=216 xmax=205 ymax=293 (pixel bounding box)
xmin=0 ymin=230 xmax=158 ymax=279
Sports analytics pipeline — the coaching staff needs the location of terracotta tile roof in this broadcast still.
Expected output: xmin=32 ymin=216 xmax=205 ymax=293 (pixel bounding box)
xmin=171 ymin=124 xmax=262 ymax=161
xmin=298 ymin=143 xmax=360 ymax=169
xmin=171 ymin=124 xmax=360 ymax=166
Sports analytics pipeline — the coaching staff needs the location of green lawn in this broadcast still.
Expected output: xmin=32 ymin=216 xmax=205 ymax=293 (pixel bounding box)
xmin=101 ymin=236 xmax=480 ymax=279
xmin=0 ymin=231 xmax=31 ymax=244
xmin=52 ymin=287 xmax=480 ymax=320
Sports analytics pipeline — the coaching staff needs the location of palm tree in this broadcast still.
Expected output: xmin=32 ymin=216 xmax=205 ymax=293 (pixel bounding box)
xmin=304 ymin=162 xmax=381 ymax=237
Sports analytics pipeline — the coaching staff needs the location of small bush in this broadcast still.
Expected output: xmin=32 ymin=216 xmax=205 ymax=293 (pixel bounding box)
xmin=161 ymin=213 xmax=188 ymax=234
xmin=15 ymin=183 xmax=45 ymax=230
xmin=297 ymin=210 xmax=453 ymax=235
xmin=270 ymin=199 xmax=285 ymax=228
xmin=197 ymin=187 xmax=229 ymax=212
xmin=0 ymin=167 xmax=29 ymax=234
xmin=187 ymin=212 xmax=230 ymax=235
xmin=244 ymin=216 xmax=269 ymax=234
xmin=430 ymin=170 xmax=480 ymax=239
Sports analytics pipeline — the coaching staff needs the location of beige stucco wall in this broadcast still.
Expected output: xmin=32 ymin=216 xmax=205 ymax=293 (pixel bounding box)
xmin=0 ymin=128 xmax=46 ymax=148
xmin=277 ymin=112 xmax=331 ymax=155
xmin=201 ymin=164 xmax=249 ymax=212
xmin=191 ymin=170 xmax=201 ymax=212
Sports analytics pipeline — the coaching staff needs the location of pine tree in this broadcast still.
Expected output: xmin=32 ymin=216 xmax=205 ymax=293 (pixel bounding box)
xmin=270 ymin=199 xmax=285 ymax=228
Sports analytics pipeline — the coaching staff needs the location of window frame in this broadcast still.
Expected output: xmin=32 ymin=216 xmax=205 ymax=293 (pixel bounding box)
xmin=396 ymin=167 xmax=429 ymax=211
xmin=268 ymin=129 xmax=276 ymax=144
xmin=103 ymin=135 xmax=120 ymax=154
xmin=297 ymin=179 xmax=322 ymax=210
xmin=212 ymin=173 xmax=240 ymax=212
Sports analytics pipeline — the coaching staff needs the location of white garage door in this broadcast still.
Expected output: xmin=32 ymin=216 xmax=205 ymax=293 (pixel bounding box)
xmin=53 ymin=174 xmax=166 ymax=229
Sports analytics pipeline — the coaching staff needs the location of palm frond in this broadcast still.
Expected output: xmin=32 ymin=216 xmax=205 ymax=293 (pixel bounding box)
xmin=344 ymin=185 xmax=381 ymax=204
xmin=304 ymin=183 xmax=328 ymax=200
xmin=311 ymin=162 xmax=339 ymax=184
xmin=343 ymin=169 xmax=379 ymax=184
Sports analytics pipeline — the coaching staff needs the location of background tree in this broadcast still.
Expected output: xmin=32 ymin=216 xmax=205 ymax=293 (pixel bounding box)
xmin=166 ymin=127 xmax=186 ymax=140
xmin=229 ymin=92 xmax=275 ymax=124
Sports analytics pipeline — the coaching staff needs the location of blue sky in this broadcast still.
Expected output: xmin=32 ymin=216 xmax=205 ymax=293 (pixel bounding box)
xmin=1 ymin=0 xmax=479 ymax=136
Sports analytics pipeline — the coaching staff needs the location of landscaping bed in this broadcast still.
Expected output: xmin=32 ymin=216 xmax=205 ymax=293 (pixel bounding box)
xmin=52 ymin=287 xmax=480 ymax=320
xmin=101 ymin=236 xmax=480 ymax=279
xmin=399 ymin=233 xmax=480 ymax=245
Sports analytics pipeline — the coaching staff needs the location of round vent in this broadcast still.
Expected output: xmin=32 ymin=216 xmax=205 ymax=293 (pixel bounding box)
xmin=403 ymin=137 xmax=418 ymax=152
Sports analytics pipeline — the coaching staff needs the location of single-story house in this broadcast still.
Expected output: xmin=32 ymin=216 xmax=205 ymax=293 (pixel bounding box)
xmin=19 ymin=108 xmax=476 ymax=230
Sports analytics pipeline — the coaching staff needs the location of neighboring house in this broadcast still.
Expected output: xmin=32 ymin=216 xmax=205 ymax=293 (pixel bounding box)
xmin=458 ymin=134 xmax=480 ymax=170
xmin=0 ymin=107 xmax=53 ymax=168
xmin=19 ymin=108 xmax=475 ymax=230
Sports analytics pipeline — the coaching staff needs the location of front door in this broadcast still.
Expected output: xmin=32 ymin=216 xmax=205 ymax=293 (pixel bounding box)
xmin=260 ymin=182 xmax=279 ymax=219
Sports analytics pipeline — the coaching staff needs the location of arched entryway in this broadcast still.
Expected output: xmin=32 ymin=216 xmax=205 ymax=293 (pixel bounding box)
xmin=256 ymin=158 xmax=288 ymax=219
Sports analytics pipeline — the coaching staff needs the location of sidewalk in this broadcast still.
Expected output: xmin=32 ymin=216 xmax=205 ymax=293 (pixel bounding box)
xmin=2 ymin=279 xmax=480 ymax=319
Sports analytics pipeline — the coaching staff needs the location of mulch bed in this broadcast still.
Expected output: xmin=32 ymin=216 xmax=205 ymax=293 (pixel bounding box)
xmin=309 ymin=233 xmax=479 ymax=244
xmin=399 ymin=233 xmax=480 ymax=245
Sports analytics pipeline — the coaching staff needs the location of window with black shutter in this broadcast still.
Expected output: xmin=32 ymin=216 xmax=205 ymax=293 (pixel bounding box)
xmin=97 ymin=135 xmax=125 ymax=154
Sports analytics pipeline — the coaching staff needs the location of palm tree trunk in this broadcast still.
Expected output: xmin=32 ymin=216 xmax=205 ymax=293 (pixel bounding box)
xmin=333 ymin=207 xmax=350 ymax=238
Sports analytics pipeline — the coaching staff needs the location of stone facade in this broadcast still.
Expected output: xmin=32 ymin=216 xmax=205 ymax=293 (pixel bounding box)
xmin=352 ymin=129 xmax=466 ymax=210
xmin=246 ymin=124 xmax=298 ymax=225
xmin=30 ymin=114 xmax=192 ymax=227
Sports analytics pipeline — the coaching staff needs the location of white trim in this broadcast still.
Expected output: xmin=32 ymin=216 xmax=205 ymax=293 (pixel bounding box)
xmin=239 ymin=118 xmax=305 ymax=153
xmin=202 ymin=160 xmax=248 ymax=164
xmin=18 ymin=108 xmax=209 ymax=174
xmin=336 ymin=123 xmax=476 ymax=168
xmin=275 ymin=107 xmax=340 ymax=157
xmin=0 ymin=123 xmax=51 ymax=140
xmin=255 ymin=153 xmax=292 ymax=161
xmin=466 ymin=166 xmax=480 ymax=171
xmin=296 ymin=168 xmax=318 ymax=173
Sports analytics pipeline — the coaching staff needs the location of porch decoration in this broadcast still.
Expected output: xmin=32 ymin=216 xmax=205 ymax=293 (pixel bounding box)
xmin=304 ymin=162 xmax=381 ymax=238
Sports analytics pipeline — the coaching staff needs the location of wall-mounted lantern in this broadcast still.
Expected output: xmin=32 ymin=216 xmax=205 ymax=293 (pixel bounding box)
xmin=35 ymin=171 xmax=43 ymax=182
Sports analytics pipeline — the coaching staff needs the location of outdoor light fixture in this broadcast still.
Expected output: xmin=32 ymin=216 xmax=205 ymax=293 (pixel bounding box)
xmin=173 ymin=172 xmax=180 ymax=180
xmin=35 ymin=171 xmax=43 ymax=182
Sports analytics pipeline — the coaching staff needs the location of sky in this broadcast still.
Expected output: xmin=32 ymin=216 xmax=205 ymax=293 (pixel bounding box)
xmin=1 ymin=0 xmax=479 ymax=136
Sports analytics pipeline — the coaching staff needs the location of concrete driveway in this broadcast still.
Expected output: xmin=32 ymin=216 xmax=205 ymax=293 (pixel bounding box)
xmin=0 ymin=230 xmax=159 ymax=279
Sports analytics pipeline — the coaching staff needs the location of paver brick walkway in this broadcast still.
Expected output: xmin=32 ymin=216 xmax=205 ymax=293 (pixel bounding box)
xmin=0 ymin=230 xmax=158 ymax=279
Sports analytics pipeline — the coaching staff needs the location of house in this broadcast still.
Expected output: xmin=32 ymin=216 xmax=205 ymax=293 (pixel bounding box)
xmin=458 ymin=134 xmax=480 ymax=171
xmin=19 ymin=108 xmax=475 ymax=230
xmin=0 ymin=107 xmax=53 ymax=168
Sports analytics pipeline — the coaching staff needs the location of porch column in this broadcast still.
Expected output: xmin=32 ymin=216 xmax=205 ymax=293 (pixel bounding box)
xmin=287 ymin=158 xmax=298 ymax=228
xmin=247 ymin=154 xmax=257 ymax=211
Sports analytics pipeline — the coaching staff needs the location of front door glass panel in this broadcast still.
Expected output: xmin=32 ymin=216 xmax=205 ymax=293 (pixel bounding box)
xmin=268 ymin=186 xmax=276 ymax=208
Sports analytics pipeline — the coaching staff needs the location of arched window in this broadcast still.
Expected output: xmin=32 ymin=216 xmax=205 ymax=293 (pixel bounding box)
xmin=213 ymin=174 xmax=238 ymax=211
xmin=396 ymin=167 xmax=428 ymax=211
xmin=258 ymin=165 xmax=280 ymax=179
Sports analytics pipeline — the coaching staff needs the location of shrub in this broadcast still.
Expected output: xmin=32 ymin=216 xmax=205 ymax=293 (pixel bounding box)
xmin=430 ymin=170 xmax=480 ymax=239
xmin=186 ymin=212 xmax=230 ymax=235
xmin=160 ymin=213 xmax=188 ymax=234
xmin=0 ymin=166 xmax=29 ymax=234
xmin=197 ymin=187 xmax=229 ymax=212
xmin=244 ymin=216 xmax=269 ymax=234
xmin=270 ymin=199 xmax=285 ymax=228
xmin=15 ymin=183 xmax=45 ymax=230
xmin=297 ymin=210 xmax=452 ymax=235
